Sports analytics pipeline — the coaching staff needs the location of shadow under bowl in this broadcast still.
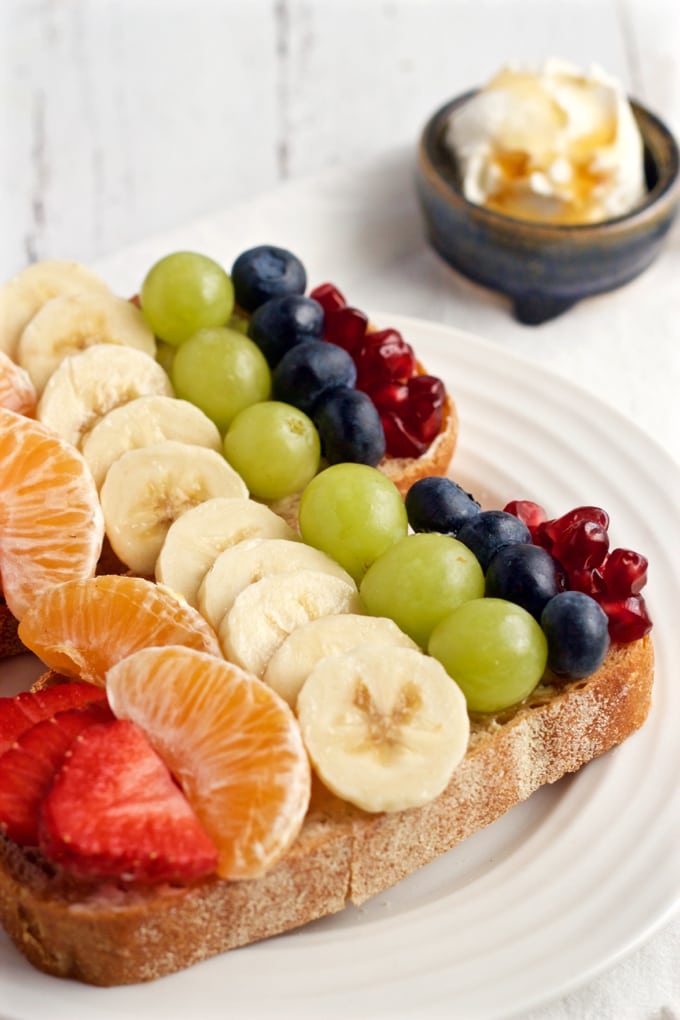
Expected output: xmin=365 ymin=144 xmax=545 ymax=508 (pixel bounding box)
xmin=416 ymin=91 xmax=680 ymax=325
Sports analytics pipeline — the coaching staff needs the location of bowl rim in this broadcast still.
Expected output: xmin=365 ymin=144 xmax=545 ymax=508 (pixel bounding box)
xmin=418 ymin=88 xmax=680 ymax=237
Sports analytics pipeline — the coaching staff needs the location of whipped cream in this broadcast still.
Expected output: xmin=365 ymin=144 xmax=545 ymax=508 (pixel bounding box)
xmin=445 ymin=59 xmax=647 ymax=224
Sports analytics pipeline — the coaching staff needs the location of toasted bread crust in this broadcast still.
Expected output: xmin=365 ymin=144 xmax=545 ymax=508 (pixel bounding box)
xmin=0 ymin=636 xmax=653 ymax=985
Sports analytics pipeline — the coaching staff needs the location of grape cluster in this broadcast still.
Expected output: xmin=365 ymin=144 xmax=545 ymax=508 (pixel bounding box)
xmin=139 ymin=245 xmax=449 ymax=502
xmin=403 ymin=477 xmax=652 ymax=702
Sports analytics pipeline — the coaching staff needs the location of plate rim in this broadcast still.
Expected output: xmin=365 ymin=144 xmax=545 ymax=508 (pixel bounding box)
xmin=1 ymin=312 xmax=679 ymax=1020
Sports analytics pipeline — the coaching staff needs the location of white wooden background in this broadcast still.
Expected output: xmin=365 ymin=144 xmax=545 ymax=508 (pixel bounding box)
xmin=1 ymin=0 xmax=679 ymax=280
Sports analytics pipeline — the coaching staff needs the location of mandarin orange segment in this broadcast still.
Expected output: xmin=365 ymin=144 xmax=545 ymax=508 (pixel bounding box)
xmin=17 ymin=575 xmax=222 ymax=686
xmin=106 ymin=645 xmax=312 ymax=880
xmin=0 ymin=352 xmax=37 ymax=417
xmin=0 ymin=408 xmax=103 ymax=620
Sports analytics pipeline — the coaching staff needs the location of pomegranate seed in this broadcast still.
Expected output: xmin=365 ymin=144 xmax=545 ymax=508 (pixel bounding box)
xmin=542 ymin=506 xmax=610 ymax=547
xmin=370 ymin=382 xmax=409 ymax=414
xmin=503 ymin=500 xmax=547 ymax=534
xmin=533 ymin=520 xmax=556 ymax=553
xmin=601 ymin=548 xmax=648 ymax=599
xmin=600 ymin=594 xmax=653 ymax=643
xmin=354 ymin=329 xmax=417 ymax=390
xmin=402 ymin=375 xmax=445 ymax=444
xmin=553 ymin=519 xmax=610 ymax=573
xmin=376 ymin=376 xmax=445 ymax=457
xmin=309 ymin=282 xmax=346 ymax=315
xmin=324 ymin=306 xmax=368 ymax=354
xmin=569 ymin=567 xmax=607 ymax=599
xmin=381 ymin=412 xmax=429 ymax=458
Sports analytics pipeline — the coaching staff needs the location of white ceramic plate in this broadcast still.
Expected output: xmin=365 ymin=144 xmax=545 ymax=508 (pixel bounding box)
xmin=1 ymin=316 xmax=679 ymax=1020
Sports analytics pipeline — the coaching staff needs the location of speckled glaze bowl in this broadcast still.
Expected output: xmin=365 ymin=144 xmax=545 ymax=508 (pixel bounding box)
xmin=417 ymin=91 xmax=680 ymax=324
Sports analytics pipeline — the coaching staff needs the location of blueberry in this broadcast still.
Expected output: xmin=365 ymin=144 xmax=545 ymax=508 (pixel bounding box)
xmin=231 ymin=245 xmax=307 ymax=313
xmin=272 ymin=341 xmax=357 ymax=415
xmin=485 ymin=543 xmax=566 ymax=619
xmin=456 ymin=510 xmax=531 ymax=572
xmin=405 ymin=477 xmax=481 ymax=535
xmin=247 ymin=295 xmax=324 ymax=367
xmin=312 ymin=387 xmax=386 ymax=466
xmin=540 ymin=591 xmax=611 ymax=679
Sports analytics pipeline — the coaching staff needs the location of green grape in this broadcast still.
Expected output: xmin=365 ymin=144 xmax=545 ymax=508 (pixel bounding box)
xmin=359 ymin=533 xmax=484 ymax=648
xmin=428 ymin=598 xmax=548 ymax=713
xmin=171 ymin=327 xmax=270 ymax=432
xmin=298 ymin=464 xmax=408 ymax=583
xmin=140 ymin=251 xmax=234 ymax=346
xmin=224 ymin=401 xmax=320 ymax=501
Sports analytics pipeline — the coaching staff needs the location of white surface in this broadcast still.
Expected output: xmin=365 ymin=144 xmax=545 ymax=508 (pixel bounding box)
xmin=1 ymin=320 xmax=679 ymax=1020
xmin=1 ymin=1 xmax=679 ymax=1015
xmin=1 ymin=0 xmax=679 ymax=280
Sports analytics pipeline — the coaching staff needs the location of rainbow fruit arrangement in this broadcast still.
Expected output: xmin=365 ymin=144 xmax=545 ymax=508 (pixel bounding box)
xmin=0 ymin=245 xmax=652 ymax=890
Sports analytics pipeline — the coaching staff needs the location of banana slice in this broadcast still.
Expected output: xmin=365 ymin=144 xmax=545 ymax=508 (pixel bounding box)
xmin=297 ymin=644 xmax=470 ymax=813
xmin=81 ymin=394 xmax=222 ymax=489
xmin=263 ymin=613 xmax=419 ymax=708
xmin=37 ymin=343 xmax=173 ymax=447
xmin=218 ymin=569 xmax=360 ymax=677
xmin=155 ymin=497 xmax=298 ymax=608
xmin=17 ymin=292 xmax=156 ymax=393
xmin=197 ymin=537 xmax=355 ymax=631
xmin=100 ymin=441 xmax=248 ymax=576
xmin=0 ymin=260 xmax=111 ymax=359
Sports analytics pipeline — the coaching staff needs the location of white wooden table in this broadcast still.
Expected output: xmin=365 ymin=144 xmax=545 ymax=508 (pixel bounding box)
xmin=1 ymin=2 xmax=679 ymax=1018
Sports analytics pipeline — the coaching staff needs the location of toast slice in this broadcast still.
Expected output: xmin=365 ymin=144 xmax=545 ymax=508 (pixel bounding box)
xmin=0 ymin=635 xmax=653 ymax=986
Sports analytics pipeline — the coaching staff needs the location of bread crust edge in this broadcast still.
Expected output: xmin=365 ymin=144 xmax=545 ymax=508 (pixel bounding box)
xmin=0 ymin=635 xmax=654 ymax=986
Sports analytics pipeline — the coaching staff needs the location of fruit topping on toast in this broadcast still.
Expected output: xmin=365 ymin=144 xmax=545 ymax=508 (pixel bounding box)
xmin=16 ymin=575 xmax=222 ymax=686
xmin=0 ymin=408 xmax=104 ymax=620
xmin=0 ymin=248 xmax=653 ymax=906
xmin=40 ymin=717 xmax=219 ymax=883
xmin=0 ymin=700 xmax=113 ymax=846
xmin=0 ymin=681 xmax=106 ymax=757
xmin=106 ymin=646 xmax=311 ymax=880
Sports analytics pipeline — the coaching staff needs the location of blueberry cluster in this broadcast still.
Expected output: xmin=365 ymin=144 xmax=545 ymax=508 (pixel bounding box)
xmin=231 ymin=246 xmax=385 ymax=466
xmin=405 ymin=477 xmax=611 ymax=680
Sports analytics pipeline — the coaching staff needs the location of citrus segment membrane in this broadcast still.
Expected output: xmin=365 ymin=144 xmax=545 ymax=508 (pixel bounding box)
xmin=0 ymin=408 xmax=103 ymax=619
xmin=17 ymin=575 xmax=222 ymax=686
xmin=0 ymin=352 xmax=37 ymax=417
xmin=106 ymin=645 xmax=311 ymax=880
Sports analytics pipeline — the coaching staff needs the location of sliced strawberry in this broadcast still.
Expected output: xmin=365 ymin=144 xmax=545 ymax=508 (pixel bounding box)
xmin=0 ymin=700 xmax=113 ymax=845
xmin=40 ymin=719 xmax=218 ymax=883
xmin=0 ymin=681 xmax=107 ymax=757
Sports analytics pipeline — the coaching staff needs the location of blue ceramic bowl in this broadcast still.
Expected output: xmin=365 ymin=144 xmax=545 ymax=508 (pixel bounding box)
xmin=417 ymin=91 xmax=680 ymax=324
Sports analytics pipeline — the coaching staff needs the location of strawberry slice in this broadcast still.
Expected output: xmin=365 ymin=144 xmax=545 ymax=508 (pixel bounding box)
xmin=39 ymin=719 xmax=219 ymax=883
xmin=0 ymin=700 xmax=113 ymax=845
xmin=0 ymin=681 xmax=106 ymax=757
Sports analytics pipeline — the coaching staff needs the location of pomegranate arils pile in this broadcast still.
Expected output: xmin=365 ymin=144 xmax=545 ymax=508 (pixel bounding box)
xmin=354 ymin=329 xmax=416 ymax=389
xmin=503 ymin=499 xmax=547 ymax=532
xmin=324 ymin=306 xmax=368 ymax=354
xmin=503 ymin=500 xmax=652 ymax=642
xmin=310 ymin=282 xmax=445 ymax=456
